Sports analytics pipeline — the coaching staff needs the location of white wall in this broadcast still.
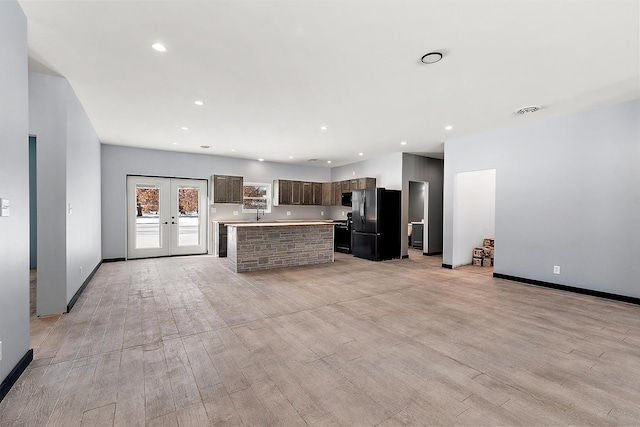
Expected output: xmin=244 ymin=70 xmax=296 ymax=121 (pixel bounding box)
xmin=30 ymin=73 xmax=68 ymax=315
xmin=0 ymin=0 xmax=30 ymax=385
xmin=65 ymin=85 xmax=102 ymax=301
xmin=101 ymin=145 xmax=331 ymax=259
xmin=30 ymin=72 xmax=102 ymax=315
xmin=444 ymin=100 xmax=640 ymax=298
xmin=452 ymin=169 xmax=495 ymax=268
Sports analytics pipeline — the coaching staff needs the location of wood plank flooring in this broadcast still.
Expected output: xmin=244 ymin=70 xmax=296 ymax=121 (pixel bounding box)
xmin=2 ymin=251 xmax=640 ymax=426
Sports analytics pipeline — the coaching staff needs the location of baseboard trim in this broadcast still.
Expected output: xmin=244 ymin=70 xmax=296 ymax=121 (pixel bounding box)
xmin=102 ymin=257 xmax=125 ymax=263
xmin=0 ymin=349 xmax=33 ymax=403
xmin=67 ymin=260 xmax=102 ymax=313
xmin=424 ymin=251 xmax=442 ymax=256
xmin=441 ymin=263 xmax=453 ymax=269
xmin=493 ymin=273 xmax=640 ymax=306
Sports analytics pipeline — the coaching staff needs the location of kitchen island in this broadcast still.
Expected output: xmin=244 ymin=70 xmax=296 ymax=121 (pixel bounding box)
xmin=226 ymin=221 xmax=334 ymax=273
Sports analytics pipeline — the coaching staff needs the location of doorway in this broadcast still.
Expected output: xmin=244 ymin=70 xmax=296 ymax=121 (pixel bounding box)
xmin=127 ymin=176 xmax=208 ymax=259
xmin=452 ymin=169 xmax=496 ymax=268
xmin=408 ymin=180 xmax=429 ymax=254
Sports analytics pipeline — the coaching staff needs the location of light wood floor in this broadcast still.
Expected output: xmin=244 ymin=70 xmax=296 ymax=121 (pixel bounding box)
xmin=2 ymin=251 xmax=640 ymax=426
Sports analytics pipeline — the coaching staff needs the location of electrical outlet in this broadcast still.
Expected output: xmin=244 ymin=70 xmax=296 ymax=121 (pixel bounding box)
xmin=68 ymin=203 xmax=73 ymax=214
xmin=233 ymin=211 xmax=238 ymax=216
xmin=321 ymin=211 xmax=324 ymax=216
xmin=553 ymin=265 xmax=560 ymax=274
xmin=210 ymin=207 xmax=216 ymax=214
xmin=0 ymin=341 xmax=2 ymax=361
xmin=80 ymin=267 xmax=83 ymax=276
xmin=286 ymin=211 xmax=291 ymax=216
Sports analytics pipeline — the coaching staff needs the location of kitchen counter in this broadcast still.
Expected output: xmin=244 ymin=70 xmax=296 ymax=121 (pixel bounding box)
xmin=226 ymin=221 xmax=334 ymax=272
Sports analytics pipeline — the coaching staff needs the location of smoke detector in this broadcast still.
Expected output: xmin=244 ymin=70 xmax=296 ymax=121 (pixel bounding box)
xmin=307 ymin=158 xmax=318 ymax=162
xmin=514 ymin=105 xmax=542 ymax=115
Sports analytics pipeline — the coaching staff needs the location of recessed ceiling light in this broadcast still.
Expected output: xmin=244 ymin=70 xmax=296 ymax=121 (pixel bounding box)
xmin=400 ymin=141 xmax=407 ymax=146
xmin=289 ymin=156 xmax=293 ymax=159
xmin=194 ymin=100 xmax=204 ymax=106
xmin=200 ymin=145 xmax=210 ymax=149
xmin=421 ymin=52 xmax=443 ymax=64
xmin=258 ymin=158 xmax=264 ymax=162
xmin=172 ymin=142 xmax=178 ymax=145
xmin=151 ymin=43 xmax=166 ymax=52
xmin=327 ymin=160 xmax=332 ymax=164
xmin=320 ymin=126 xmax=328 ymax=130
xmin=230 ymin=149 xmax=235 ymax=152
xmin=514 ymin=105 xmax=542 ymax=115
xmin=358 ymin=152 xmax=364 ymax=156
xmin=445 ymin=125 xmax=453 ymax=130
xmin=180 ymin=126 xmax=188 ymax=130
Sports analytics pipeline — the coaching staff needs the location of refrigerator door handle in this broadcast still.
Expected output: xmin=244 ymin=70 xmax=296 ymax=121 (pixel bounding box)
xmin=360 ymin=192 xmax=366 ymax=224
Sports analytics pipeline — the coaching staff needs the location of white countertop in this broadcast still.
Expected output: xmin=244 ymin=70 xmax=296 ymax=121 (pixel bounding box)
xmin=226 ymin=221 xmax=334 ymax=228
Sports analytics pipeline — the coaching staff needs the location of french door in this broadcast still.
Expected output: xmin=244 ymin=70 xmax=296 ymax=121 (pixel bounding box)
xmin=127 ymin=176 xmax=208 ymax=259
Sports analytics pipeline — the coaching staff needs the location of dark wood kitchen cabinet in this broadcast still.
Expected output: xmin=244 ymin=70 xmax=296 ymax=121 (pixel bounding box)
xmin=341 ymin=180 xmax=350 ymax=194
xmin=358 ymin=177 xmax=376 ymax=189
xmin=291 ymin=180 xmax=302 ymax=205
xmin=312 ymin=182 xmax=323 ymax=205
xmin=350 ymin=179 xmax=359 ymax=191
xmin=212 ymin=175 xmax=243 ymax=204
xmin=322 ymin=182 xmax=333 ymax=206
xmin=332 ymin=182 xmax=341 ymax=206
xmin=302 ymin=182 xmax=312 ymax=205
xmin=273 ymin=179 xmax=292 ymax=206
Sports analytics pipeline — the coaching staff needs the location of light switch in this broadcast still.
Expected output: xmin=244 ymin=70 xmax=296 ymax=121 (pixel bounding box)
xmin=68 ymin=203 xmax=73 ymax=214
xmin=0 ymin=198 xmax=10 ymax=217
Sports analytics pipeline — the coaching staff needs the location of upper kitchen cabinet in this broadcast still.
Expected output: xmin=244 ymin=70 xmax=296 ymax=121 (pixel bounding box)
xmin=302 ymin=182 xmax=313 ymax=205
xmin=291 ymin=180 xmax=302 ymax=205
xmin=358 ymin=177 xmax=376 ymax=189
xmin=332 ymin=182 xmax=342 ymax=206
xmin=322 ymin=182 xmax=333 ymax=206
xmin=212 ymin=175 xmax=243 ymax=204
xmin=273 ymin=179 xmax=292 ymax=206
xmin=313 ymin=182 xmax=323 ymax=205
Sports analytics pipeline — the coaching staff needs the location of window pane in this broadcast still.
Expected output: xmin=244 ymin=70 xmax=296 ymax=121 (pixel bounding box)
xmin=243 ymin=185 xmax=267 ymax=198
xmin=135 ymin=186 xmax=161 ymax=248
xmin=178 ymin=187 xmax=199 ymax=246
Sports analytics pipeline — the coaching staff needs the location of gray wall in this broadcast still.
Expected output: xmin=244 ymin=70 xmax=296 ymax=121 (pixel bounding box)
xmin=443 ymin=100 xmax=640 ymax=298
xmin=101 ymin=145 xmax=331 ymax=259
xmin=0 ymin=0 xmax=30 ymax=385
xmin=402 ymin=154 xmax=444 ymax=255
xmin=408 ymin=181 xmax=424 ymax=223
xmin=29 ymin=72 xmax=102 ymax=315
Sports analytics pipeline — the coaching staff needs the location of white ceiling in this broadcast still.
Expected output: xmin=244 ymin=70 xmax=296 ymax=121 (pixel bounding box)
xmin=19 ymin=0 xmax=640 ymax=167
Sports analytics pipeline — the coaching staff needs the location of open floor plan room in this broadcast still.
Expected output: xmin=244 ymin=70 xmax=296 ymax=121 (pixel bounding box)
xmin=1 ymin=252 xmax=639 ymax=426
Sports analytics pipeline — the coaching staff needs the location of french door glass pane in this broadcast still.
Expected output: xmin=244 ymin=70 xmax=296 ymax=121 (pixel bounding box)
xmin=178 ymin=187 xmax=199 ymax=246
xmin=136 ymin=186 xmax=161 ymax=248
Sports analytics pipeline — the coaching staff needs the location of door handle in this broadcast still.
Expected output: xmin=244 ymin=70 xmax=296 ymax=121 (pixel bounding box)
xmin=162 ymin=221 xmax=169 ymax=225
xmin=171 ymin=221 xmax=177 ymax=224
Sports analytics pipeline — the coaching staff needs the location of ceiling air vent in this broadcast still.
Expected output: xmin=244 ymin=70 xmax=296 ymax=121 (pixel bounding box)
xmin=307 ymin=159 xmax=318 ymax=162
xmin=514 ymin=105 xmax=542 ymax=115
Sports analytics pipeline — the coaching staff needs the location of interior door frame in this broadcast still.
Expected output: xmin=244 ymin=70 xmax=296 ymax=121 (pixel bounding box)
xmin=126 ymin=175 xmax=208 ymax=259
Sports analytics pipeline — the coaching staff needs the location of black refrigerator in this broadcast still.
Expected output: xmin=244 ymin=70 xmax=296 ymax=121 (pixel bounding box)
xmin=351 ymin=188 xmax=401 ymax=261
